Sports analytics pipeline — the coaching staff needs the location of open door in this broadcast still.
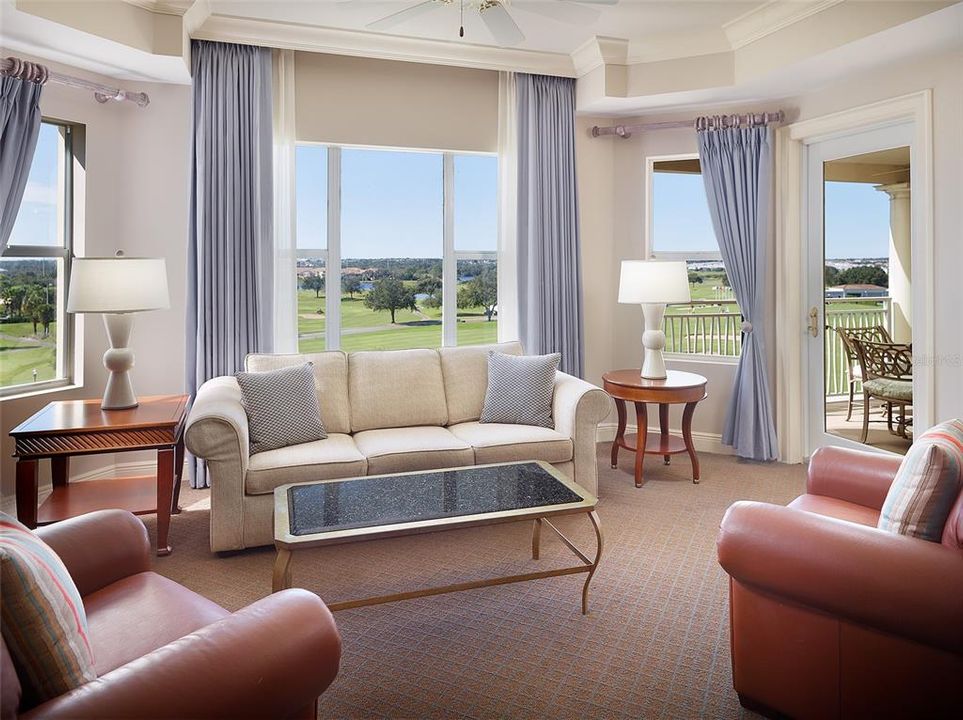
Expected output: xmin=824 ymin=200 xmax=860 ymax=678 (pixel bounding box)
xmin=805 ymin=123 xmax=914 ymax=456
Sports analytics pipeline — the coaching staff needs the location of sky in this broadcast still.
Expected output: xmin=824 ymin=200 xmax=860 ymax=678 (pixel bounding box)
xmin=8 ymin=123 xmax=60 ymax=248
xmin=652 ymin=171 xmax=891 ymax=259
xmin=296 ymin=146 xmax=497 ymax=258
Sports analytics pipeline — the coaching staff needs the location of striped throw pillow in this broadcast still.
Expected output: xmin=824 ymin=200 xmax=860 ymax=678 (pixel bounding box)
xmin=0 ymin=513 xmax=96 ymax=707
xmin=878 ymin=419 xmax=963 ymax=542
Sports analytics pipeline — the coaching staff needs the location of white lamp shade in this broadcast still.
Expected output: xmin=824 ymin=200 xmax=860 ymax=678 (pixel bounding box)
xmin=67 ymin=257 xmax=170 ymax=313
xmin=617 ymin=260 xmax=692 ymax=304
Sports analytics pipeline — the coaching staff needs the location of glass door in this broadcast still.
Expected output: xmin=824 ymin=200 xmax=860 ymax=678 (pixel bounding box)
xmin=805 ymin=123 xmax=914 ymax=455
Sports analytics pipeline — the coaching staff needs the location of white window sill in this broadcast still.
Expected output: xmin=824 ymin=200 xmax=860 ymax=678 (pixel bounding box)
xmin=0 ymin=381 xmax=82 ymax=403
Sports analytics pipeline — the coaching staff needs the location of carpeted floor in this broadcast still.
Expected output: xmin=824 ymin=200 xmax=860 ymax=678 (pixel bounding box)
xmin=145 ymin=446 xmax=806 ymax=719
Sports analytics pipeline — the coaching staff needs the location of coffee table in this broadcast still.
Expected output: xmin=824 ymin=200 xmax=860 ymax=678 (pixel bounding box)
xmin=272 ymin=461 xmax=603 ymax=614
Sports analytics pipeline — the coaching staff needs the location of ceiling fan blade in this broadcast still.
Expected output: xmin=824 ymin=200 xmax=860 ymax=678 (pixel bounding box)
xmin=480 ymin=2 xmax=525 ymax=46
xmin=515 ymin=0 xmax=600 ymax=25
xmin=572 ymin=0 xmax=619 ymax=5
xmin=367 ymin=1 xmax=440 ymax=32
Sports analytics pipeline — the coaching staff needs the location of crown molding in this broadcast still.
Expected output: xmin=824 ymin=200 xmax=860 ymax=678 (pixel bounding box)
xmin=723 ymin=0 xmax=844 ymax=50
xmin=570 ymin=36 xmax=628 ymax=76
xmin=192 ymin=14 xmax=577 ymax=77
xmin=121 ymin=0 xmax=191 ymax=17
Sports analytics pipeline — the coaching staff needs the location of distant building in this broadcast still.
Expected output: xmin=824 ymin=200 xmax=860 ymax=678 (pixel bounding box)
xmin=825 ymin=284 xmax=888 ymax=298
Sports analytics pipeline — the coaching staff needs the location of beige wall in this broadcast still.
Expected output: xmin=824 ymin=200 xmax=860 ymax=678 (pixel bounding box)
xmin=0 ymin=54 xmax=191 ymax=502
xmin=295 ymin=52 xmax=498 ymax=152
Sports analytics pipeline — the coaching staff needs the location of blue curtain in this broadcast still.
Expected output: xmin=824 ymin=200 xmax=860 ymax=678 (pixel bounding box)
xmin=187 ymin=41 xmax=274 ymax=488
xmin=516 ymin=73 xmax=584 ymax=377
xmin=0 ymin=73 xmax=44 ymax=252
xmin=697 ymin=125 xmax=778 ymax=461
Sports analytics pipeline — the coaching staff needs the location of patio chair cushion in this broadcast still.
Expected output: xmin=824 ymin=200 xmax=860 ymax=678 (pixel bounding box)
xmin=863 ymin=378 xmax=913 ymax=402
xmin=878 ymin=419 xmax=963 ymax=542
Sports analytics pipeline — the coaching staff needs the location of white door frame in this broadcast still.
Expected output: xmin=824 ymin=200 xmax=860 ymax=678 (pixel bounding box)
xmin=775 ymin=91 xmax=934 ymax=463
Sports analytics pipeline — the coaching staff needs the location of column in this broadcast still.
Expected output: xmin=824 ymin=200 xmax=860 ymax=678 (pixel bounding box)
xmin=875 ymin=182 xmax=911 ymax=343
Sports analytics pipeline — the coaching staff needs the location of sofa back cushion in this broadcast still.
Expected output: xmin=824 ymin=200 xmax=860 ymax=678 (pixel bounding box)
xmin=878 ymin=419 xmax=963 ymax=544
xmin=0 ymin=513 xmax=96 ymax=709
xmin=245 ymin=352 xmax=351 ymax=434
xmin=349 ymin=349 xmax=449 ymax=432
xmin=438 ymin=342 xmax=524 ymax=425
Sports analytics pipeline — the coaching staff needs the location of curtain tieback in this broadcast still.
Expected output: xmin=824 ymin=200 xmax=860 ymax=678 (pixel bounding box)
xmin=741 ymin=320 xmax=753 ymax=333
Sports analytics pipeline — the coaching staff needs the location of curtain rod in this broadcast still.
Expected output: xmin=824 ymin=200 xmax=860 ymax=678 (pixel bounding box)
xmin=591 ymin=110 xmax=784 ymax=139
xmin=1 ymin=56 xmax=150 ymax=107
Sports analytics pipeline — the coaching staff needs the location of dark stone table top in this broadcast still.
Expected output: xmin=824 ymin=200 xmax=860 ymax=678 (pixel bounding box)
xmin=287 ymin=462 xmax=585 ymax=537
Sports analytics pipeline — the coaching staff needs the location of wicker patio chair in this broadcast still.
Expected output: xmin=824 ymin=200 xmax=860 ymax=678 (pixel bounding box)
xmin=835 ymin=325 xmax=893 ymax=421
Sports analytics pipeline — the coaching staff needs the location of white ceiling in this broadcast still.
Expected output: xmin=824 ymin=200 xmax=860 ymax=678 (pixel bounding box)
xmin=206 ymin=0 xmax=762 ymax=55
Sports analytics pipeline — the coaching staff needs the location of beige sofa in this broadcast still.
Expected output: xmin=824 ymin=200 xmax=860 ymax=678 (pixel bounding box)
xmin=185 ymin=342 xmax=612 ymax=551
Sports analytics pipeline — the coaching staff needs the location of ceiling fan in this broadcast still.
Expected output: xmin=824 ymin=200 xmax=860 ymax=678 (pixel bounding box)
xmin=359 ymin=0 xmax=619 ymax=47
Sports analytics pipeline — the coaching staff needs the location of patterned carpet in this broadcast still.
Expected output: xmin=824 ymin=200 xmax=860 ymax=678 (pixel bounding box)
xmin=146 ymin=446 xmax=805 ymax=719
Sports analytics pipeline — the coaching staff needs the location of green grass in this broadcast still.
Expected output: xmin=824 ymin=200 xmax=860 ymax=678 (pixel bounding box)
xmin=0 ymin=322 xmax=58 ymax=387
xmin=296 ymin=288 xmax=496 ymax=352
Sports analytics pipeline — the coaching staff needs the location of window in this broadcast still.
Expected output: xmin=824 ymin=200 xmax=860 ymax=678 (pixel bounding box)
xmin=294 ymin=145 xmax=498 ymax=352
xmin=0 ymin=121 xmax=76 ymax=395
xmin=648 ymin=155 xmax=741 ymax=358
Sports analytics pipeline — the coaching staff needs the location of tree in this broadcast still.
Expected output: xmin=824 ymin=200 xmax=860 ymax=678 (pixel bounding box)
xmin=40 ymin=304 xmax=56 ymax=337
xmin=688 ymin=272 xmax=703 ymax=284
xmin=838 ymin=265 xmax=888 ymax=288
xmin=363 ymin=277 xmax=417 ymax=324
xmin=342 ymin=274 xmax=362 ymax=298
xmin=457 ymin=268 xmax=498 ymax=321
xmin=824 ymin=265 xmax=841 ymax=287
xmin=302 ymin=274 xmax=324 ymax=298
xmin=21 ymin=286 xmax=46 ymax=335
xmin=416 ymin=274 xmax=442 ymax=308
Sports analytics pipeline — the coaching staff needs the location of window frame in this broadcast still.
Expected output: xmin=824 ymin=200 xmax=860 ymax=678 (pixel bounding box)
xmin=295 ymin=142 xmax=498 ymax=352
xmin=645 ymin=152 xmax=741 ymax=363
xmin=1 ymin=119 xmax=78 ymax=398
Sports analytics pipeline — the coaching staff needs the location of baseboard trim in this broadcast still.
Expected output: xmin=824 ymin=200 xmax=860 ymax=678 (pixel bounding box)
xmin=595 ymin=423 xmax=733 ymax=456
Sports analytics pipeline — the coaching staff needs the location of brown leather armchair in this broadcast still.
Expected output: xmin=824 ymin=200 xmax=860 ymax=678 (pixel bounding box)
xmin=717 ymin=446 xmax=963 ymax=720
xmin=1 ymin=510 xmax=341 ymax=720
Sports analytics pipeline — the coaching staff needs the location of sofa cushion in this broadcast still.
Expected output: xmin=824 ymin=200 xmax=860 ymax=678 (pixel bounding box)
xmin=245 ymin=434 xmax=367 ymax=496
xmin=438 ymin=341 xmax=524 ymax=425
xmin=235 ymin=363 xmax=327 ymax=455
xmin=449 ymin=422 xmax=573 ymax=465
xmin=349 ymin=349 xmax=449 ymax=432
xmin=788 ymin=495 xmax=880 ymax=527
xmin=878 ymin=419 xmax=963 ymax=542
xmin=481 ymin=352 xmax=560 ymax=428
xmin=84 ymin=572 xmax=228 ymax=676
xmin=0 ymin=513 xmax=96 ymax=708
xmin=353 ymin=426 xmax=474 ymax=475
xmin=246 ymin=351 xmax=351 ymax=434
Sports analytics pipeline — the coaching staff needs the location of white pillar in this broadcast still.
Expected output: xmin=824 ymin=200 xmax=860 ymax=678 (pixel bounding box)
xmin=875 ymin=182 xmax=911 ymax=343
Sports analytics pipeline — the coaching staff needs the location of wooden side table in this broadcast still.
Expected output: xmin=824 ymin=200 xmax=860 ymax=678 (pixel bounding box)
xmin=10 ymin=394 xmax=190 ymax=556
xmin=602 ymin=370 xmax=708 ymax=488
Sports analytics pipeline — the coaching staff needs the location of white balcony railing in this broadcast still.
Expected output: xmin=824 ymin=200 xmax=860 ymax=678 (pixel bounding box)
xmin=662 ymin=296 xmax=893 ymax=398
xmin=823 ymin=296 xmax=892 ymax=398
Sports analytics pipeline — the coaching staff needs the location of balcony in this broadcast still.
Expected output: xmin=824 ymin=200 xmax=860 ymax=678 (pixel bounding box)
xmin=662 ymin=297 xmax=893 ymax=400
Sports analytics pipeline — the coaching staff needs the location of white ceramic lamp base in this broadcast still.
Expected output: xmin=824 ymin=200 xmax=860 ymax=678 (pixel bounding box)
xmin=101 ymin=313 xmax=138 ymax=410
xmin=640 ymin=302 xmax=667 ymax=380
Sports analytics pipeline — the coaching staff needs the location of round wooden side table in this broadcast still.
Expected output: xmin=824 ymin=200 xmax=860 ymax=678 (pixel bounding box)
xmin=601 ymin=369 xmax=708 ymax=488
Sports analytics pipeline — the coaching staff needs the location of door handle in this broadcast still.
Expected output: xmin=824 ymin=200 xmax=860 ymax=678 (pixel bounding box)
xmin=808 ymin=306 xmax=819 ymax=337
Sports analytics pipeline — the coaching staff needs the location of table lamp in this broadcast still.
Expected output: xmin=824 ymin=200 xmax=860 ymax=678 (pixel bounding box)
xmin=67 ymin=251 xmax=170 ymax=410
xmin=618 ymin=260 xmax=691 ymax=379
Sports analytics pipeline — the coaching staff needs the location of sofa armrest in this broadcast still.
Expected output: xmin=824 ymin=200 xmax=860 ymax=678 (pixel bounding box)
xmin=806 ymin=446 xmax=901 ymax=510
xmin=553 ymin=372 xmax=612 ymax=497
xmin=36 ymin=510 xmax=150 ymax=597
xmin=185 ymin=376 xmax=250 ymax=474
xmin=717 ymin=501 xmax=963 ymax=655
xmin=27 ymin=590 xmax=342 ymax=720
